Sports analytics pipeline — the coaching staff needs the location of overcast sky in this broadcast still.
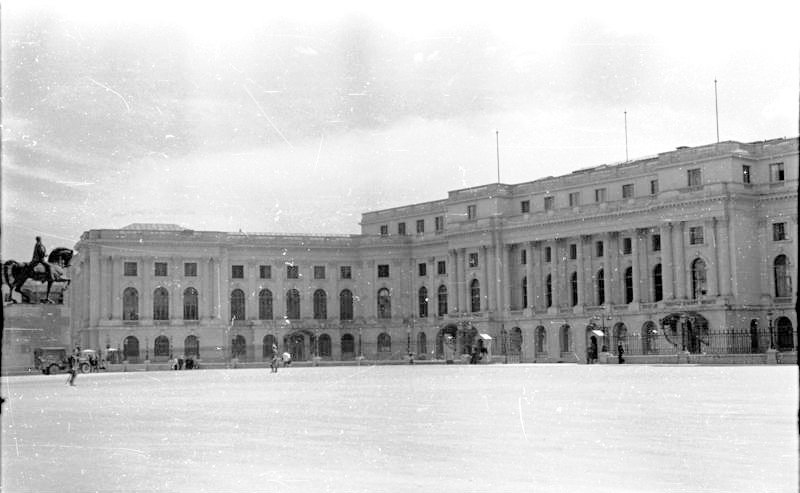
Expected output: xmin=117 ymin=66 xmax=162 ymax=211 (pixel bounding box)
xmin=2 ymin=0 xmax=798 ymax=261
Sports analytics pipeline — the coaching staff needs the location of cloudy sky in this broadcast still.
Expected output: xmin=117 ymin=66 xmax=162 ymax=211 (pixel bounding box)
xmin=2 ymin=0 xmax=798 ymax=261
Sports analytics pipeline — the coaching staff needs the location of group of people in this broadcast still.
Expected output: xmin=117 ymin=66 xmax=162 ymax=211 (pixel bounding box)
xmin=170 ymin=356 xmax=197 ymax=370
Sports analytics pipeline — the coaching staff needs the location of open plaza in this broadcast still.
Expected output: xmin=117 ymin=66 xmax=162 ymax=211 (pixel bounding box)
xmin=1 ymin=364 xmax=797 ymax=493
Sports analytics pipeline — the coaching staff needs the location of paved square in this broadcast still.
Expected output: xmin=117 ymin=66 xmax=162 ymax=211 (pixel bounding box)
xmin=2 ymin=364 xmax=797 ymax=492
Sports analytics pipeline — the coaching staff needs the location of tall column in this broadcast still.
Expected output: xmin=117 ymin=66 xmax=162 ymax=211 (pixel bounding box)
xmin=526 ymin=242 xmax=534 ymax=309
xmin=220 ymin=253 xmax=230 ymax=322
xmin=576 ymin=237 xmax=584 ymax=306
xmin=502 ymin=244 xmax=511 ymax=312
xmin=89 ymin=248 xmax=100 ymax=328
xmin=480 ymin=246 xmax=490 ymax=311
xmin=675 ymin=222 xmax=687 ymax=299
xmin=487 ymin=246 xmax=497 ymax=312
xmin=172 ymin=256 xmax=182 ymax=322
xmin=708 ymin=218 xmax=720 ymax=297
xmin=111 ymin=256 xmax=121 ymax=320
xmin=99 ymin=253 xmax=108 ymax=321
xmin=141 ymin=255 xmax=152 ymax=323
xmin=602 ymin=234 xmax=612 ymax=305
xmin=632 ymin=229 xmax=641 ymax=302
xmin=427 ymin=257 xmax=436 ymax=317
xmin=661 ymin=223 xmax=674 ymax=300
xmin=200 ymin=257 xmax=210 ymax=320
xmin=718 ymin=216 xmax=732 ymax=297
xmin=248 ymin=260 xmax=257 ymax=320
xmin=493 ymin=230 xmax=503 ymax=315
xmin=534 ymin=242 xmax=544 ymax=310
xmin=276 ymin=261 xmax=285 ymax=319
xmin=549 ymin=240 xmax=559 ymax=308
xmin=457 ymin=248 xmax=467 ymax=313
xmin=448 ymin=250 xmax=458 ymax=314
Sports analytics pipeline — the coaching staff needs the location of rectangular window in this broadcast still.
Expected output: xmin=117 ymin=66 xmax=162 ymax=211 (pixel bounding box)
xmin=184 ymin=262 xmax=197 ymax=277
xmin=437 ymin=260 xmax=447 ymax=275
xmin=595 ymin=241 xmax=604 ymax=257
xmin=773 ymin=222 xmax=787 ymax=241
xmin=544 ymin=196 xmax=554 ymax=211
xmin=520 ymin=249 xmax=527 ymax=265
xmin=418 ymin=262 xmax=427 ymax=276
xmin=742 ymin=165 xmax=751 ymax=184
xmin=416 ymin=219 xmax=425 ymax=234
xmin=468 ymin=253 xmax=479 ymax=268
xmin=154 ymin=262 xmax=167 ymax=277
xmin=380 ymin=225 xmax=388 ymax=236
xmin=622 ymin=184 xmax=634 ymax=199
xmin=340 ymin=266 xmax=352 ymax=279
xmin=688 ymin=168 xmax=702 ymax=187
xmin=287 ymin=265 xmax=299 ymax=279
xmin=231 ymin=265 xmax=244 ymax=279
xmin=467 ymin=205 xmax=477 ymax=220
xmin=652 ymin=234 xmax=661 ymax=252
xmin=259 ymin=265 xmax=271 ymax=279
xmin=398 ymin=222 xmax=406 ymax=236
xmin=521 ymin=200 xmax=530 ymax=213
xmin=569 ymin=192 xmax=580 ymax=207
xmin=377 ymin=264 xmax=390 ymax=278
xmin=544 ymin=247 xmax=552 ymax=263
xmin=622 ymin=238 xmax=632 ymax=255
xmin=650 ymin=179 xmax=659 ymax=195
xmin=435 ymin=216 xmax=444 ymax=232
xmin=124 ymin=262 xmax=138 ymax=276
xmin=595 ymin=188 xmax=606 ymax=203
xmin=314 ymin=266 xmax=326 ymax=279
xmin=689 ymin=226 xmax=704 ymax=245
xmin=770 ymin=162 xmax=785 ymax=182
xmin=569 ymin=244 xmax=577 ymax=260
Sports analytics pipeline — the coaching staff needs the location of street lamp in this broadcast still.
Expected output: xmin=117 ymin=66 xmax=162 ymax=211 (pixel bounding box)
xmin=767 ymin=310 xmax=775 ymax=350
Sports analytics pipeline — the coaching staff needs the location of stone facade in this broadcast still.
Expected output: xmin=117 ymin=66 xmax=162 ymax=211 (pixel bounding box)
xmin=69 ymin=137 xmax=798 ymax=364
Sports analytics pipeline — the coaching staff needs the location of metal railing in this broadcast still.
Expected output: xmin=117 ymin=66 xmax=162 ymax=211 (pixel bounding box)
xmin=608 ymin=328 xmax=796 ymax=356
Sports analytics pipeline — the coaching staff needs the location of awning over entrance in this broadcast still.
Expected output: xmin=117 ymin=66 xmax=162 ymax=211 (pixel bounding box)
xmin=591 ymin=330 xmax=605 ymax=337
xmin=479 ymin=333 xmax=492 ymax=340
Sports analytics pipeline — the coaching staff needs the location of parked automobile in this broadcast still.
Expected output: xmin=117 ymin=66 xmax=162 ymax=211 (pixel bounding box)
xmin=33 ymin=347 xmax=69 ymax=375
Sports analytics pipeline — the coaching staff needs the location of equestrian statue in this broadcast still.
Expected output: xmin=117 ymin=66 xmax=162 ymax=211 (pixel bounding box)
xmin=3 ymin=237 xmax=73 ymax=304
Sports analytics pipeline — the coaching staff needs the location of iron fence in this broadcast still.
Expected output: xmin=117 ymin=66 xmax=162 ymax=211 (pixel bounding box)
xmin=609 ymin=328 xmax=797 ymax=356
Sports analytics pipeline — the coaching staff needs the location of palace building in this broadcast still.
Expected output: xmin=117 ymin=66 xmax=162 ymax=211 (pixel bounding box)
xmin=69 ymin=137 xmax=798 ymax=365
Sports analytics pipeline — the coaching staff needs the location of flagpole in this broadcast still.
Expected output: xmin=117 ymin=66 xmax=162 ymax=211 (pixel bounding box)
xmin=495 ymin=130 xmax=500 ymax=183
xmin=624 ymin=110 xmax=629 ymax=162
xmin=714 ymin=78 xmax=720 ymax=143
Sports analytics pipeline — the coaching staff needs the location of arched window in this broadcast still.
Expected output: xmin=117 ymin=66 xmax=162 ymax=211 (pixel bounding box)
xmin=153 ymin=287 xmax=169 ymax=320
xmin=570 ymin=272 xmax=578 ymax=306
xmin=313 ymin=289 xmax=327 ymax=319
xmin=230 ymin=289 xmax=246 ymax=321
xmin=339 ymin=290 xmax=353 ymax=321
xmin=123 ymin=336 xmax=140 ymax=362
xmin=545 ymin=274 xmax=553 ymax=307
xmin=522 ymin=277 xmax=528 ymax=308
xmin=341 ymin=334 xmax=355 ymax=359
xmin=377 ymin=288 xmax=391 ymax=319
xmin=263 ymin=334 xmax=277 ymax=358
xmin=437 ymin=285 xmax=448 ymax=316
xmin=286 ymin=289 xmax=300 ymax=319
xmin=510 ymin=327 xmax=523 ymax=356
xmin=774 ymin=255 xmax=791 ymax=298
xmin=470 ymin=279 xmax=481 ymax=312
xmin=691 ymin=258 xmax=707 ymax=299
xmin=231 ymin=334 xmax=246 ymax=359
xmin=653 ymin=264 xmax=663 ymax=302
xmin=318 ymin=334 xmax=332 ymax=357
xmin=624 ymin=267 xmax=634 ymax=303
xmin=417 ymin=332 xmax=427 ymax=356
xmin=418 ymin=287 xmax=428 ymax=318
xmin=184 ymin=335 xmax=199 ymax=358
xmin=776 ymin=317 xmax=794 ymax=351
xmin=596 ymin=269 xmax=605 ymax=305
xmin=183 ymin=287 xmax=198 ymax=320
xmin=123 ymin=288 xmax=139 ymax=321
xmin=559 ymin=325 xmax=571 ymax=353
xmin=377 ymin=332 xmax=391 ymax=353
xmin=259 ymin=289 xmax=273 ymax=320
xmin=535 ymin=326 xmax=547 ymax=355
xmin=154 ymin=335 xmax=170 ymax=359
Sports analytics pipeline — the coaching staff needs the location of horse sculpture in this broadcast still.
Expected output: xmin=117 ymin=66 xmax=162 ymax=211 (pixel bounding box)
xmin=3 ymin=247 xmax=73 ymax=304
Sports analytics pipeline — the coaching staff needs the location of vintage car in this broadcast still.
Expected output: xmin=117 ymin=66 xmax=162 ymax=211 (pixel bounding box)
xmin=33 ymin=347 xmax=69 ymax=375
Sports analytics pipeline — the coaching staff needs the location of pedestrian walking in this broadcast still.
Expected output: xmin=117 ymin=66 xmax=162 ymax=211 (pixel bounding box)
xmin=270 ymin=344 xmax=279 ymax=373
xmin=66 ymin=355 xmax=78 ymax=386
